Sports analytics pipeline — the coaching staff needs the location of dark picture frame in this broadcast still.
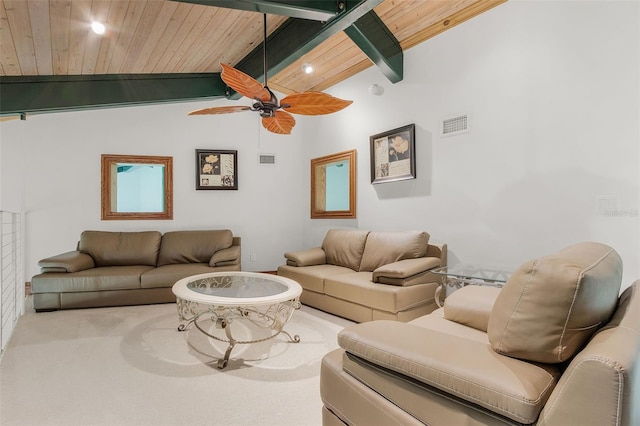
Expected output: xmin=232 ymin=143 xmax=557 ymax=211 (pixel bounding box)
xmin=370 ymin=123 xmax=416 ymax=184
xmin=195 ymin=149 xmax=238 ymax=190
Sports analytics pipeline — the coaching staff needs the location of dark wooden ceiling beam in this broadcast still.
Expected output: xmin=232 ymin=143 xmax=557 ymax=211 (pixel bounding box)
xmin=0 ymin=0 xmax=400 ymax=115
xmin=0 ymin=74 xmax=225 ymax=116
xmin=229 ymin=0 xmax=386 ymax=98
xmin=171 ymin=0 xmax=345 ymax=21
xmin=167 ymin=1 xmax=404 ymax=91
xmin=344 ymin=10 xmax=402 ymax=83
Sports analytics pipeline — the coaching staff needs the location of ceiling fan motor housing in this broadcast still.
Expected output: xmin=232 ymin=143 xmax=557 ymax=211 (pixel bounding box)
xmin=255 ymin=103 xmax=276 ymax=118
xmin=254 ymin=87 xmax=280 ymax=117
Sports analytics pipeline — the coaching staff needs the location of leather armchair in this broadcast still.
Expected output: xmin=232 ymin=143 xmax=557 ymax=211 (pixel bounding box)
xmin=320 ymin=242 xmax=639 ymax=425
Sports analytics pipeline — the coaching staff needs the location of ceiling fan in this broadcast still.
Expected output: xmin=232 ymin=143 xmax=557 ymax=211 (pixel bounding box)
xmin=188 ymin=14 xmax=353 ymax=135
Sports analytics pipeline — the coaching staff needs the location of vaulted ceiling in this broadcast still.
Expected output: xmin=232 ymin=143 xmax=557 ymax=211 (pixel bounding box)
xmin=0 ymin=0 xmax=506 ymax=118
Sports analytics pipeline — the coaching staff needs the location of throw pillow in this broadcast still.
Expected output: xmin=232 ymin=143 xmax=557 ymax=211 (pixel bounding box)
xmin=487 ymin=242 xmax=622 ymax=363
xmin=359 ymin=231 xmax=429 ymax=272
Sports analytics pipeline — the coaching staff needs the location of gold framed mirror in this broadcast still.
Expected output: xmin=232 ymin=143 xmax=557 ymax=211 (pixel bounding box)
xmin=101 ymin=154 xmax=173 ymax=220
xmin=311 ymin=149 xmax=356 ymax=219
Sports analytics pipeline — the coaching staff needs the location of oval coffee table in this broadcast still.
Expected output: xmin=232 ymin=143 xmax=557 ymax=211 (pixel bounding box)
xmin=172 ymin=271 xmax=302 ymax=369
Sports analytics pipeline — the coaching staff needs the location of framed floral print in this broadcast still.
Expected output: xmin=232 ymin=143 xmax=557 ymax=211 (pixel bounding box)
xmin=369 ymin=124 xmax=416 ymax=184
xmin=195 ymin=149 xmax=238 ymax=190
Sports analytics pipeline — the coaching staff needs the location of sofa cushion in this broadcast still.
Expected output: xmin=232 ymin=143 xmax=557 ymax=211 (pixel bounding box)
xmin=410 ymin=307 xmax=490 ymax=344
xmin=322 ymin=229 xmax=369 ymax=271
xmin=157 ymin=230 xmax=233 ymax=266
xmin=488 ymin=242 xmax=623 ymax=363
xmin=444 ymin=286 xmax=501 ymax=332
xmin=324 ymin=271 xmax=436 ymax=313
xmin=79 ymin=231 xmax=161 ymax=267
xmin=338 ymin=321 xmax=561 ymax=424
xmin=278 ymin=264 xmax=353 ymax=293
xmin=31 ymin=265 xmax=152 ymax=293
xmin=141 ymin=263 xmax=226 ymax=288
xmin=359 ymin=231 xmax=429 ymax=272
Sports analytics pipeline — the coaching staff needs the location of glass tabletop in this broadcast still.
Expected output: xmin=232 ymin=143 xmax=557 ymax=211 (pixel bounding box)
xmin=172 ymin=272 xmax=302 ymax=306
xmin=187 ymin=274 xmax=288 ymax=298
xmin=431 ymin=264 xmax=513 ymax=283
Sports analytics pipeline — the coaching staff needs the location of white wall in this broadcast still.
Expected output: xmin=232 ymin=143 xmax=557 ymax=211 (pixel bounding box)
xmin=304 ymin=0 xmax=640 ymax=287
xmin=0 ymin=119 xmax=24 ymax=213
xmin=0 ymin=0 xmax=638 ymax=288
xmin=0 ymin=100 xmax=308 ymax=278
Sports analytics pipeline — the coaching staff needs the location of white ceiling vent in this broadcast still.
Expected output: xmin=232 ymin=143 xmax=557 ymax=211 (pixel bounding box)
xmin=441 ymin=114 xmax=470 ymax=137
xmin=258 ymin=154 xmax=276 ymax=165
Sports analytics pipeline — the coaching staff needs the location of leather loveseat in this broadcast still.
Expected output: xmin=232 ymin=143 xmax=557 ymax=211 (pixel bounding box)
xmin=277 ymin=229 xmax=447 ymax=323
xmin=31 ymin=229 xmax=241 ymax=311
xmin=321 ymin=241 xmax=639 ymax=425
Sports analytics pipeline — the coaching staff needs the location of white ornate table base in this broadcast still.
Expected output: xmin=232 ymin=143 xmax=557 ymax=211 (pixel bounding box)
xmin=176 ymin=297 xmax=301 ymax=369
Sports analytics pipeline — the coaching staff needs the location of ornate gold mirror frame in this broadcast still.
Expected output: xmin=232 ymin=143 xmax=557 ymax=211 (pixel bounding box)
xmin=101 ymin=154 xmax=173 ymax=220
xmin=311 ymin=149 xmax=356 ymax=219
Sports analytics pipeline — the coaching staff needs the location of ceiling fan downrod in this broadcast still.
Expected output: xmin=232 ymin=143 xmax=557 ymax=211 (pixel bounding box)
xmin=254 ymin=13 xmax=280 ymax=118
xmin=263 ymin=13 xmax=268 ymax=88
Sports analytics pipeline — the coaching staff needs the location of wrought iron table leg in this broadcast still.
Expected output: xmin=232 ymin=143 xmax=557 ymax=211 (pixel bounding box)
xmin=218 ymin=318 xmax=235 ymax=369
xmin=178 ymin=299 xmax=301 ymax=369
xmin=280 ymin=330 xmax=301 ymax=343
xmin=176 ymin=298 xmax=199 ymax=331
xmin=435 ymin=284 xmax=445 ymax=308
xmin=177 ymin=320 xmax=193 ymax=331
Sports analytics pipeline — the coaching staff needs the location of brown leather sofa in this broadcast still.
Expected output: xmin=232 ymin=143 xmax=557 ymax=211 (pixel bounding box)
xmin=31 ymin=229 xmax=241 ymax=311
xmin=321 ymin=242 xmax=639 ymax=425
xmin=277 ymin=229 xmax=447 ymax=322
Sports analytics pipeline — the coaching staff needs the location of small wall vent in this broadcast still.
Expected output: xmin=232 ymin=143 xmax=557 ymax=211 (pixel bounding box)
xmin=258 ymin=154 xmax=276 ymax=165
xmin=441 ymin=114 xmax=470 ymax=137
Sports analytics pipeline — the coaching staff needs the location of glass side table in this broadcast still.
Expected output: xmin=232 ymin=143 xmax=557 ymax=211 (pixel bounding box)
xmin=431 ymin=265 xmax=513 ymax=307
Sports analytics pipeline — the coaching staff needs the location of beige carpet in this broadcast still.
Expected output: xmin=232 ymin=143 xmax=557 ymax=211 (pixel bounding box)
xmin=0 ymin=299 xmax=354 ymax=426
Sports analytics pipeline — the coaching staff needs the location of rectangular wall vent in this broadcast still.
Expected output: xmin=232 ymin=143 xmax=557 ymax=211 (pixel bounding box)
xmin=258 ymin=154 xmax=276 ymax=165
xmin=441 ymin=114 xmax=470 ymax=137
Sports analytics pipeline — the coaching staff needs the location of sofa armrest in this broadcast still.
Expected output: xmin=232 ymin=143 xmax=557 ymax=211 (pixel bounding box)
xmin=538 ymin=282 xmax=640 ymax=426
xmin=443 ymin=286 xmax=501 ymax=332
xmin=209 ymin=245 xmax=241 ymax=267
xmin=372 ymin=257 xmax=441 ymax=285
xmin=38 ymin=251 xmax=95 ymax=273
xmin=284 ymin=247 xmax=326 ymax=267
xmin=338 ymin=321 xmax=560 ymax=424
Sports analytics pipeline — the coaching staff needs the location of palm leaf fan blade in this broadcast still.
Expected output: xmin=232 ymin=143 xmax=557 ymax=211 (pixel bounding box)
xmin=280 ymin=92 xmax=353 ymax=116
xmin=262 ymin=110 xmax=296 ymax=134
xmin=220 ymin=64 xmax=270 ymax=102
xmin=188 ymin=106 xmax=251 ymax=115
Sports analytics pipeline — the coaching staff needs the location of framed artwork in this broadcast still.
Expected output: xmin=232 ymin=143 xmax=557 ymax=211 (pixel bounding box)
xmin=195 ymin=149 xmax=238 ymax=190
xmin=369 ymin=123 xmax=416 ymax=184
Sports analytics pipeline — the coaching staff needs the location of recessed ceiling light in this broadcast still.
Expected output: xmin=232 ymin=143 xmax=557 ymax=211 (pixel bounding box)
xmin=91 ymin=21 xmax=106 ymax=35
xmin=302 ymin=63 xmax=314 ymax=74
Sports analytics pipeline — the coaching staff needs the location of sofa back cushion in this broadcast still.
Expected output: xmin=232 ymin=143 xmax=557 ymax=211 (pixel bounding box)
xmin=322 ymin=229 xmax=370 ymax=271
xmin=488 ymin=242 xmax=622 ymax=363
xmin=359 ymin=231 xmax=430 ymax=272
xmin=157 ymin=230 xmax=233 ymax=266
xmin=79 ymin=230 xmax=161 ymax=267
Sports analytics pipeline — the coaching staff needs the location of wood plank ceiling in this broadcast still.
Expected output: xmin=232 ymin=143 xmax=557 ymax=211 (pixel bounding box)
xmin=0 ymin=0 xmax=506 ymax=116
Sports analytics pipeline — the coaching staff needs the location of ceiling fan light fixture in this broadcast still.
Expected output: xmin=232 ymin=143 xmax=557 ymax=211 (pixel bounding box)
xmin=302 ymin=63 xmax=314 ymax=74
xmin=91 ymin=21 xmax=106 ymax=35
